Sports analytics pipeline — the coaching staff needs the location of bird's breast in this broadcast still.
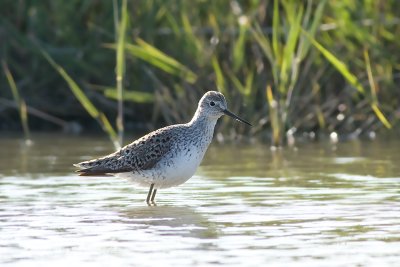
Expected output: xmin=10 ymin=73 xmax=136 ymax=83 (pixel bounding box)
xmin=170 ymin=146 xmax=204 ymax=173
xmin=152 ymin=142 xmax=207 ymax=188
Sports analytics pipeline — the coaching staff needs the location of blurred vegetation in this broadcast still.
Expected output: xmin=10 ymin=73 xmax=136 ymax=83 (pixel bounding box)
xmin=0 ymin=0 xmax=399 ymax=146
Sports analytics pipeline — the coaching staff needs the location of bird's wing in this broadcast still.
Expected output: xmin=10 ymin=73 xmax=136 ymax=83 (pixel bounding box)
xmin=74 ymin=126 xmax=176 ymax=175
xmin=118 ymin=128 xmax=175 ymax=170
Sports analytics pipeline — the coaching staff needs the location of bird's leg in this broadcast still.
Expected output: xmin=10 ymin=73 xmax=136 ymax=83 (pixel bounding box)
xmin=150 ymin=189 xmax=157 ymax=203
xmin=146 ymin=183 xmax=155 ymax=204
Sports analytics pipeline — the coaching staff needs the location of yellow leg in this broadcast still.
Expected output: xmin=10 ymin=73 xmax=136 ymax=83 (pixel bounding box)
xmin=150 ymin=189 xmax=157 ymax=203
xmin=146 ymin=183 xmax=154 ymax=204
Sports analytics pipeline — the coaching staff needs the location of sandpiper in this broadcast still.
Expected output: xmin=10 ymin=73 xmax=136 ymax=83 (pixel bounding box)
xmin=74 ymin=91 xmax=251 ymax=204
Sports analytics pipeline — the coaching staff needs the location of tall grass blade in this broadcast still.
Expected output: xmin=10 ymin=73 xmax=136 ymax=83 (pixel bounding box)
xmin=2 ymin=61 xmax=32 ymax=144
xmin=20 ymin=100 xmax=31 ymax=144
xmin=266 ymin=85 xmax=281 ymax=146
xmin=279 ymin=3 xmax=303 ymax=93
xmin=41 ymin=50 xmax=120 ymax=149
xmin=233 ymin=16 xmax=248 ymax=72
xmin=364 ymin=49 xmax=392 ymax=129
xmin=272 ymin=0 xmax=280 ymax=64
xmin=226 ymin=69 xmax=245 ymax=94
xmin=298 ymin=0 xmax=327 ymax=60
xmin=315 ymin=106 xmax=325 ymax=129
xmin=305 ymin=31 xmax=391 ymax=129
xmin=115 ymin=0 xmax=128 ymax=146
xmin=371 ymin=104 xmax=392 ymax=129
xmin=115 ymin=39 xmax=197 ymax=83
xmin=164 ymin=10 xmax=181 ymax=36
xmin=251 ymin=24 xmax=273 ymax=63
xmin=244 ymin=69 xmax=254 ymax=98
xmin=303 ymin=30 xmax=365 ymax=94
xmin=211 ymin=55 xmax=226 ymax=94
xmin=251 ymin=23 xmax=278 ymax=84
xmin=181 ymin=12 xmax=202 ymax=57
xmin=99 ymin=113 xmax=120 ymax=143
xmin=104 ymin=88 xmax=154 ymax=103
xmin=364 ymin=49 xmax=378 ymax=102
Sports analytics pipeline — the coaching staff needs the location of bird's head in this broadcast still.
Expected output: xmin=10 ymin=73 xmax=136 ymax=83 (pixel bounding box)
xmin=197 ymin=91 xmax=251 ymax=126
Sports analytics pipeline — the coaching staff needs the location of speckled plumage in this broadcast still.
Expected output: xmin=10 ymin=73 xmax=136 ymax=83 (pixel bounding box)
xmin=74 ymin=91 xmax=251 ymax=203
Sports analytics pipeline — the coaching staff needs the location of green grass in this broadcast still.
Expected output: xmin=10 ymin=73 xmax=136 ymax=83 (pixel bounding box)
xmin=1 ymin=0 xmax=399 ymax=145
xmin=2 ymin=60 xmax=32 ymax=144
xmin=41 ymin=49 xmax=120 ymax=149
xmin=115 ymin=0 xmax=128 ymax=146
xmin=304 ymin=30 xmax=391 ymax=129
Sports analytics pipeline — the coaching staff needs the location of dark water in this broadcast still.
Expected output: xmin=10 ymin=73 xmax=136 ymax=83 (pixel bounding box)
xmin=1 ymin=134 xmax=399 ymax=266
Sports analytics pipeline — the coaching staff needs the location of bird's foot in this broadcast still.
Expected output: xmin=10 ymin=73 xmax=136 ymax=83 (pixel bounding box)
xmin=146 ymin=200 xmax=157 ymax=207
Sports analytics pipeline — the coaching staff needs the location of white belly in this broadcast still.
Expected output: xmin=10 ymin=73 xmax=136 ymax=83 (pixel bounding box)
xmin=116 ymin=145 xmax=206 ymax=189
xmin=157 ymin=148 xmax=204 ymax=188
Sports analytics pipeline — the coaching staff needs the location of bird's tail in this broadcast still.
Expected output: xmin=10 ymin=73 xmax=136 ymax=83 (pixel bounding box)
xmin=73 ymin=156 xmax=115 ymax=176
xmin=73 ymin=154 xmax=130 ymax=176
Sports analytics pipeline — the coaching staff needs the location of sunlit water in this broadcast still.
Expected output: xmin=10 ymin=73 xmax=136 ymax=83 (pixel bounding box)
xmin=1 ymin=134 xmax=400 ymax=266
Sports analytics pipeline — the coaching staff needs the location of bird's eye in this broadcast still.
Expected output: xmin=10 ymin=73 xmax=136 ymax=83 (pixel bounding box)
xmin=210 ymin=101 xmax=215 ymax=106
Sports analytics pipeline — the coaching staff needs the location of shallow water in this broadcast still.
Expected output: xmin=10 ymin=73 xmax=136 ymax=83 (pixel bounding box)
xmin=1 ymin=134 xmax=400 ymax=266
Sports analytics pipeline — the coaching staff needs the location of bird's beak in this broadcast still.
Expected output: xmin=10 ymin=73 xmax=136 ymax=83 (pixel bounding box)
xmin=223 ymin=109 xmax=252 ymax=126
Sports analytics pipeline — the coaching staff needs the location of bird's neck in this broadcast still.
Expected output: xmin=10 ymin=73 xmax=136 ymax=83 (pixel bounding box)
xmin=188 ymin=110 xmax=219 ymax=143
xmin=189 ymin=108 xmax=218 ymax=127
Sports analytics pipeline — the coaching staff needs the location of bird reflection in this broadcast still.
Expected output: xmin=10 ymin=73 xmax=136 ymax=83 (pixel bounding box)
xmin=119 ymin=205 xmax=219 ymax=240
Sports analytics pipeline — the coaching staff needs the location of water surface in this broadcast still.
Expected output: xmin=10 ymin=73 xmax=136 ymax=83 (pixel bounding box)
xmin=1 ymin=134 xmax=399 ymax=266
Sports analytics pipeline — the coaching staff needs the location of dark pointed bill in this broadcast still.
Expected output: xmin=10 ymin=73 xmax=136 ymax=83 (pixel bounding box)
xmin=223 ymin=109 xmax=252 ymax=126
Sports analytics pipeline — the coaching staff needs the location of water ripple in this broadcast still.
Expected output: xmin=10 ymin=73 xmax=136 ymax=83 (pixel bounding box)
xmin=1 ymin=136 xmax=400 ymax=266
